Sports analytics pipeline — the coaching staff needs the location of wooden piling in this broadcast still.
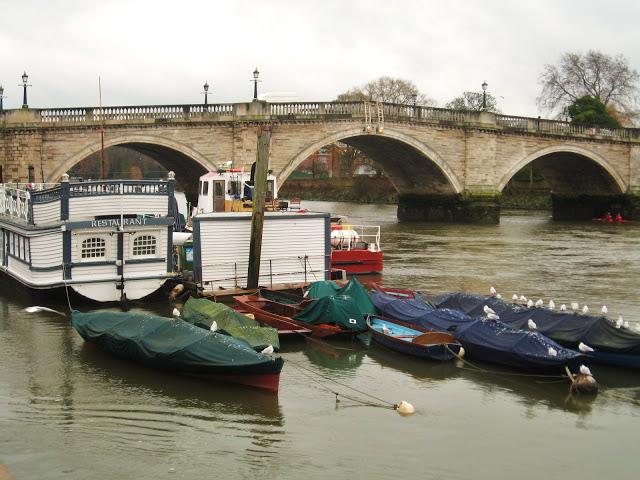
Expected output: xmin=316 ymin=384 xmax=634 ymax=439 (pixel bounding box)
xmin=247 ymin=127 xmax=272 ymax=289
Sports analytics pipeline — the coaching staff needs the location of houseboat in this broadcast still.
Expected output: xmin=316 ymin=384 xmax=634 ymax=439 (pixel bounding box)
xmin=0 ymin=172 xmax=176 ymax=302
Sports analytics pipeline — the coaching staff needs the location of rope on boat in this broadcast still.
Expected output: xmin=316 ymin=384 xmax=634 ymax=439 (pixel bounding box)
xmin=286 ymin=358 xmax=395 ymax=409
xmin=62 ymin=263 xmax=73 ymax=314
xmin=444 ymin=345 xmax=568 ymax=380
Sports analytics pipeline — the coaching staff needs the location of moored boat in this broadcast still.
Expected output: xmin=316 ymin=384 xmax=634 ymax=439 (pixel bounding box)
xmin=233 ymin=295 xmax=320 ymax=336
xmin=330 ymin=217 xmax=383 ymax=274
xmin=71 ymin=309 xmax=284 ymax=392
xmin=367 ymin=314 xmax=461 ymax=361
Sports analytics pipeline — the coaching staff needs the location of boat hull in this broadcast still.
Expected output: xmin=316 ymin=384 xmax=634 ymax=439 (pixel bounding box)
xmin=331 ymin=249 xmax=383 ymax=274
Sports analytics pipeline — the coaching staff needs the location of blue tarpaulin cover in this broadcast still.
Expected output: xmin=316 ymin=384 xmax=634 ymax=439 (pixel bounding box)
xmin=370 ymin=291 xmax=582 ymax=371
xmin=435 ymin=292 xmax=640 ymax=355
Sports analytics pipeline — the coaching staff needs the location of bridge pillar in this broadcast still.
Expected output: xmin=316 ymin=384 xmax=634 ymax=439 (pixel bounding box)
xmin=552 ymin=194 xmax=639 ymax=220
xmin=397 ymin=192 xmax=500 ymax=223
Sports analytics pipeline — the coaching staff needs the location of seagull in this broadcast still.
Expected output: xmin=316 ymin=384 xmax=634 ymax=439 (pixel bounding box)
xmin=519 ymin=295 xmax=527 ymax=303
xmin=578 ymin=342 xmax=594 ymax=353
xmin=527 ymin=319 xmax=537 ymax=330
xmin=635 ymin=323 xmax=640 ymax=332
xmin=381 ymin=324 xmax=392 ymax=335
xmin=483 ymin=305 xmax=496 ymax=315
xmin=548 ymin=300 xmax=555 ymax=310
xmin=582 ymin=305 xmax=589 ymax=315
xmin=172 ymin=307 xmax=180 ymax=318
xmin=601 ymin=305 xmax=608 ymax=315
xmin=512 ymin=294 xmax=519 ymax=302
xmin=23 ymin=306 xmax=66 ymax=316
xmin=579 ymin=365 xmax=592 ymax=376
xmin=527 ymin=299 xmax=534 ymax=308
xmin=261 ymin=345 xmax=274 ymax=355
xmin=210 ymin=320 xmax=218 ymax=333
xmin=535 ymin=299 xmax=544 ymax=308
xmin=571 ymin=302 xmax=579 ymax=311
xmin=490 ymin=286 xmax=497 ymax=296
xmin=496 ymin=293 xmax=502 ymax=299
xmin=623 ymin=321 xmax=629 ymax=329
xmin=548 ymin=347 xmax=558 ymax=357
xmin=616 ymin=316 xmax=624 ymax=328
xmin=486 ymin=312 xmax=500 ymax=321
xmin=560 ymin=304 xmax=567 ymax=311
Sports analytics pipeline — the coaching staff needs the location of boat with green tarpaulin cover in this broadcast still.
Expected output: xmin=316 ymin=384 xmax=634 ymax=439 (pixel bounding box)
xmin=71 ymin=310 xmax=284 ymax=392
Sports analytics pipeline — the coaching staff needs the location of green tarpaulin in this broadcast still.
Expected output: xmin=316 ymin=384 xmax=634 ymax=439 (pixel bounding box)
xmin=181 ymin=298 xmax=280 ymax=351
xmin=306 ymin=280 xmax=341 ymax=299
xmin=294 ymin=278 xmax=377 ymax=332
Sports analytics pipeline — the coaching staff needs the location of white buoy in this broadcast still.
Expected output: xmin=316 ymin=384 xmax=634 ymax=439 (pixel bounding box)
xmin=548 ymin=347 xmax=558 ymax=357
xmin=582 ymin=305 xmax=589 ymax=315
xmin=616 ymin=316 xmax=624 ymax=328
xmin=548 ymin=300 xmax=555 ymax=310
xmin=23 ymin=306 xmax=66 ymax=316
xmin=172 ymin=308 xmax=180 ymax=318
xmin=483 ymin=305 xmax=496 ymax=315
xmin=579 ymin=365 xmax=592 ymax=376
xmin=512 ymin=294 xmax=519 ymax=302
xmin=560 ymin=304 xmax=567 ymax=311
xmin=261 ymin=345 xmax=274 ymax=355
xmin=527 ymin=299 xmax=534 ymax=308
xmin=601 ymin=305 xmax=608 ymax=315
xmin=527 ymin=319 xmax=537 ymax=330
xmin=489 ymin=286 xmax=497 ymax=296
xmin=571 ymin=302 xmax=579 ymax=311
xmin=535 ymin=299 xmax=544 ymax=308
xmin=486 ymin=312 xmax=500 ymax=321
xmin=395 ymin=400 xmax=415 ymax=415
xmin=210 ymin=320 xmax=218 ymax=333
xmin=578 ymin=342 xmax=594 ymax=353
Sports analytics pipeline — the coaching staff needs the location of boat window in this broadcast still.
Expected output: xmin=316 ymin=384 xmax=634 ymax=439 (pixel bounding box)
xmin=267 ymin=180 xmax=274 ymax=193
xmin=81 ymin=237 xmax=106 ymax=259
xmin=201 ymin=181 xmax=209 ymax=196
xmin=133 ymin=235 xmax=157 ymax=256
xmin=214 ymin=181 xmax=224 ymax=197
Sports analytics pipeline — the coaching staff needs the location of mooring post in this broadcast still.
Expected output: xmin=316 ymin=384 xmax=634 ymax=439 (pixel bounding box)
xmin=247 ymin=126 xmax=271 ymax=289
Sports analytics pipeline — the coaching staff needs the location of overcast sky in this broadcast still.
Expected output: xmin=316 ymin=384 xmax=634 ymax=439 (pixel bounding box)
xmin=1 ymin=0 xmax=639 ymax=117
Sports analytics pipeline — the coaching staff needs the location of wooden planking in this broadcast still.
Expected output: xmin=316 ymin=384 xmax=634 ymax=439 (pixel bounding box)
xmin=72 ymin=264 xmax=117 ymax=281
xmin=32 ymin=201 xmax=61 ymax=224
xmin=68 ymin=195 xmax=167 ymax=220
xmin=198 ymin=216 xmax=326 ymax=289
xmin=30 ymin=234 xmax=63 ymax=267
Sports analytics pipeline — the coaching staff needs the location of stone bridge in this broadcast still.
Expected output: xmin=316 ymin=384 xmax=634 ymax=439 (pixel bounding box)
xmin=1 ymin=101 xmax=640 ymax=222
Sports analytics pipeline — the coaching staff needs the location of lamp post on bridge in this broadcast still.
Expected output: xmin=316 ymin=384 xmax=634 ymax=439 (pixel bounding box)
xmin=202 ymin=81 xmax=210 ymax=106
xmin=20 ymin=72 xmax=31 ymax=109
xmin=0 ymin=85 xmax=4 ymax=113
xmin=252 ymin=68 xmax=260 ymax=101
xmin=481 ymin=80 xmax=488 ymax=111
xmin=410 ymin=92 xmax=418 ymax=119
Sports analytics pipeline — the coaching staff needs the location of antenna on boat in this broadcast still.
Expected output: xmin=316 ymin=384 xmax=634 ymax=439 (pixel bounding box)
xmin=99 ymin=76 xmax=106 ymax=179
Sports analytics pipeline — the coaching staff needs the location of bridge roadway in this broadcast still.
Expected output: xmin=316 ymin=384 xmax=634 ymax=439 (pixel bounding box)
xmin=1 ymin=101 xmax=640 ymax=222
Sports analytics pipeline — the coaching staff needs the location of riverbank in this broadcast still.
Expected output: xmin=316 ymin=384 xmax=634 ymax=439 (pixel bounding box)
xmin=280 ymin=178 xmax=552 ymax=210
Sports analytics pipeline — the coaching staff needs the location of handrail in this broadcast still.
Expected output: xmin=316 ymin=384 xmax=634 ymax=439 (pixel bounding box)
xmin=0 ymin=185 xmax=31 ymax=222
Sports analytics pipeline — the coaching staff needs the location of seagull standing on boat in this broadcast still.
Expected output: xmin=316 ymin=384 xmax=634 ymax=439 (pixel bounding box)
xmin=381 ymin=324 xmax=392 ymax=335
xmin=582 ymin=305 xmax=589 ymax=315
xmin=616 ymin=316 xmax=624 ymax=328
xmin=486 ymin=312 xmax=500 ymax=321
xmin=172 ymin=308 xmax=180 ymax=318
xmin=535 ymin=299 xmax=544 ymax=308
xmin=527 ymin=319 xmax=537 ymax=330
xmin=623 ymin=321 xmax=629 ymax=329
xmin=571 ymin=302 xmax=579 ymax=311
xmin=601 ymin=305 xmax=608 ymax=315
xmin=579 ymin=365 xmax=592 ymax=376
xmin=548 ymin=300 xmax=555 ymax=310
xmin=547 ymin=347 xmax=557 ymax=357
xmin=560 ymin=304 xmax=567 ymax=311
xmin=578 ymin=342 xmax=594 ymax=353
xmin=512 ymin=294 xmax=519 ymax=302
xmin=210 ymin=320 xmax=218 ymax=333
xmin=261 ymin=345 xmax=274 ymax=355
xmin=527 ymin=299 xmax=534 ymax=308
xmin=483 ymin=305 xmax=496 ymax=315
xmin=490 ymin=286 xmax=497 ymax=296
xmin=519 ymin=295 xmax=527 ymax=303
xmin=496 ymin=293 xmax=502 ymax=299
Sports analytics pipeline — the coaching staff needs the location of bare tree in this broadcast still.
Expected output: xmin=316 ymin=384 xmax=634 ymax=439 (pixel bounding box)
xmin=445 ymin=91 xmax=500 ymax=112
xmin=336 ymin=76 xmax=436 ymax=105
xmin=538 ymin=50 xmax=639 ymax=118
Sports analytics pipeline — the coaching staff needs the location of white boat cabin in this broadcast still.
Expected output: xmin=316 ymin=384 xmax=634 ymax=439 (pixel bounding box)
xmin=196 ymin=170 xmax=278 ymax=214
xmin=0 ymin=172 xmax=177 ymax=302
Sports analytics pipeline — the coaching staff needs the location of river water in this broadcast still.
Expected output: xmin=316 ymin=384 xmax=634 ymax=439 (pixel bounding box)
xmin=1 ymin=202 xmax=639 ymax=479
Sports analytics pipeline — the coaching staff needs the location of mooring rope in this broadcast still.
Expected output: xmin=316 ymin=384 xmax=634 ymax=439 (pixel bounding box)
xmin=62 ymin=264 xmax=73 ymax=314
xmin=286 ymin=357 xmax=395 ymax=409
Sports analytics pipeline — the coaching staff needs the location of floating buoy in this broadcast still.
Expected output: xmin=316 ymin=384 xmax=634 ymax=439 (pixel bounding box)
xmin=395 ymin=400 xmax=415 ymax=415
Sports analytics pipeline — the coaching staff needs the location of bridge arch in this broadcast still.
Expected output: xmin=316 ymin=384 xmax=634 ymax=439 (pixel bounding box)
xmin=278 ymin=127 xmax=463 ymax=195
xmin=47 ymin=134 xmax=217 ymax=196
xmin=498 ymin=144 xmax=627 ymax=194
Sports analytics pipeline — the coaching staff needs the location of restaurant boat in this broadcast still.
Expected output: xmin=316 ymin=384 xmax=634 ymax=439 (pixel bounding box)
xmin=71 ymin=309 xmax=284 ymax=393
xmin=366 ymin=314 xmax=462 ymax=362
xmin=0 ymin=173 xmax=176 ymax=302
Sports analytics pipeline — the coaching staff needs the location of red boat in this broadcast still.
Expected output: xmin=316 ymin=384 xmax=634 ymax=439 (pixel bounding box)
xmin=330 ymin=218 xmax=383 ymax=274
xmin=233 ymin=295 xmax=344 ymax=338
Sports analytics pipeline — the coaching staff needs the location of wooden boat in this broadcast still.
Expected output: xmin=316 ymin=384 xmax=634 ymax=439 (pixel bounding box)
xmin=233 ymin=295 xmax=344 ymax=337
xmin=71 ymin=310 xmax=284 ymax=393
xmin=367 ymin=314 xmax=461 ymax=361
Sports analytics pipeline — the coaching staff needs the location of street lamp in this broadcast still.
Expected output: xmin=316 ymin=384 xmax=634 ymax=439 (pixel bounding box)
xmin=202 ymin=81 xmax=210 ymax=106
xmin=481 ymin=80 xmax=488 ymax=110
xmin=0 ymin=85 xmax=4 ymax=113
xmin=252 ymin=68 xmax=260 ymax=101
xmin=21 ymin=72 xmax=31 ymax=109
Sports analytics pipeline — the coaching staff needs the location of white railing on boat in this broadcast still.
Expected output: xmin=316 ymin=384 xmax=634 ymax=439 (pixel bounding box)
xmin=331 ymin=224 xmax=381 ymax=252
xmin=0 ymin=185 xmax=31 ymax=222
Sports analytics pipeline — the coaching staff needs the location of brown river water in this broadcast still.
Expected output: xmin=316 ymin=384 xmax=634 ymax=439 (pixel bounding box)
xmin=1 ymin=201 xmax=639 ymax=479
